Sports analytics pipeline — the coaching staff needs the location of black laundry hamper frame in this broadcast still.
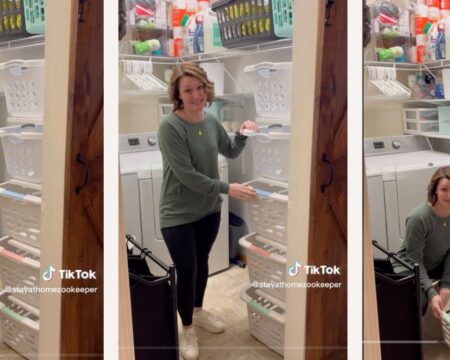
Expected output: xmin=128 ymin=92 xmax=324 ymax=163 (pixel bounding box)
xmin=372 ymin=240 xmax=424 ymax=360
xmin=126 ymin=235 xmax=179 ymax=360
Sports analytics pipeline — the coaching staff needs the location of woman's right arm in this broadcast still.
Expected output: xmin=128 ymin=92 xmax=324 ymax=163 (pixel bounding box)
xmin=404 ymin=215 xmax=437 ymax=300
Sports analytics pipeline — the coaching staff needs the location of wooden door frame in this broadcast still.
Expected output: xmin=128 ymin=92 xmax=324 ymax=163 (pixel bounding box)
xmin=41 ymin=0 xmax=103 ymax=357
xmin=284 ymin=1 xmax=347 ymax=359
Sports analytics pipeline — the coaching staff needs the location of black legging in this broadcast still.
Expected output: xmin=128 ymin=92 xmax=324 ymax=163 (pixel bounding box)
xmin=161 ymin=211 xmax=221 ymax=327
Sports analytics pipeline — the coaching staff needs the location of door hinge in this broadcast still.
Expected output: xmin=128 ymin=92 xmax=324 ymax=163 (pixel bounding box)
xmin=325 ymin=0 xmax=335 ymax=27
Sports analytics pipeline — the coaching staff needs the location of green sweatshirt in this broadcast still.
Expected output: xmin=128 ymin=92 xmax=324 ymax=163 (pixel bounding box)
xmin=158 ymin=111 xmax=247 ymax=229
xmin=393 ymin=203 xmax=450 ymax=300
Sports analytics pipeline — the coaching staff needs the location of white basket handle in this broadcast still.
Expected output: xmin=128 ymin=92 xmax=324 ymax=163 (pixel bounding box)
xmin=0 ymin=59 xmax=44 ymax=70
xmin=250 ymin=62 xmax=275 ymax=71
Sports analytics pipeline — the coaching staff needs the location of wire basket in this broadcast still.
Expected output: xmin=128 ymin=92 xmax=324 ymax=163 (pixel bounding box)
xmin=23 ymin=0 xmax=45 ymax=35
xmin=0 ymin=59 xmax=45 ymax=119
xmin=244 ymin=62 xmax=292 ymax=120
xmin=212 ymin=0 xmax=293 ymax=48
xmin=245 ymin=178 xmax=288 ymax=245
xmin=0 ymin=236 xmax=40 ymax=307
xmin=0 ymin=0 xmax=29 ymax=41
xmin=0 ymin=180 xmax=41 ymax=248
xmin=0 ymin=124 xmax=43 ymax=183
xmin=239 ymin=232 xmax=286 ymax=301
xmin=240 ymin=284 xmax=285 ymax=356
xmin=0 ymin=290 xmax=39 ymax=359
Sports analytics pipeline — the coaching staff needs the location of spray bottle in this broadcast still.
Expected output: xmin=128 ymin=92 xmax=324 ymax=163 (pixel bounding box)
xmin=436 ymin=20 xmax=446 ymax=60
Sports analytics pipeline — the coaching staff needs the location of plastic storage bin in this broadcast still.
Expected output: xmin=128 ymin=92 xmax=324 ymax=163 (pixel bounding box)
xmin=0 ymin=124 xmax=43 ymax=183
xmin=0 ymin=0 xmax=28 ymax=41
xmin=24 ymin=0 xmax=45 ymax=35
xmin=0 ymin=236 xmax=40 ymax=307
xmin=0 ymin=180 xmax=41 ymax=248
xmin=0 ymin=290 xmax=39 ymax=359
xmin=239 ymin=232 xmax=286 ymax=301
xmin=244 ymin=62 xmax=292 ymax=120
xmin=248 ymin=125 xmax=290 ymax=181
xmin=0 ymin=59 xmax=45 ymax=119
xmin=403 ymin=108 xmax=439 ymax=134
xmin=439 ymin=106 xmax=450 ymax=135
xmin=212 ymin=0 xmax=293 ymax=48
xmin=245 ymin=178 xmax=288 ymax=245
xmin=240 ymin=284 xmax=285 ymax=356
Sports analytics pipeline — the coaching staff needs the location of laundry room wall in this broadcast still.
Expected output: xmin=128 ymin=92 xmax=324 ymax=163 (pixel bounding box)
xmin=119 ymin=94 xmax=160 ymax=134
xmin=364 ymin=70 xmax=411 ymax=138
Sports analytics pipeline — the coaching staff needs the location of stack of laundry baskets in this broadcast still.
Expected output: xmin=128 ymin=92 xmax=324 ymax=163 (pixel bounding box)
xmin=0 ymin=59 xmax=45 ymax=359
xmin=239 ymin=61 xmax=292 ymax=357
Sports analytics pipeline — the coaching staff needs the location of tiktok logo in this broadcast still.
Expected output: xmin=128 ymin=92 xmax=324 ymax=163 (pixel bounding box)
xmin=288 ymin=262 xmax=302 ymax=277
xmin=42 ymin=265 xmax=56 ymax=281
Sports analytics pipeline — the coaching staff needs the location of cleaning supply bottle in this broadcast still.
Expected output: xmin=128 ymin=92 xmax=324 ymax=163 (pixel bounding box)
xmin=184 ymin=14 xmax=197 ymax=55
xmin=445 ymin=16 xmax=450 ymax=60
xmin=436 ymin=21 xmax=446 ymax=60
xmin=203 ymin=10 xmax=224 ymax=52
xmin=427 ymin=22 xmax=439 ymax=61
xmin=194 ymin=14 xmax=204 ymax=53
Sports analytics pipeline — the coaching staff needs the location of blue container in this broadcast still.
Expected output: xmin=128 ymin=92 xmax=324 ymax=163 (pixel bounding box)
xmin=438 ymin=106 xmax=450 ymax=135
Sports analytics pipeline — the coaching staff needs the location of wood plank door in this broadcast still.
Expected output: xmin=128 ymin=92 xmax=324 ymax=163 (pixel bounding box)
xmin=304 ymin=0 xmax=347 ymax=359
xmin=59 ymin=0 xmax=103 ymax=357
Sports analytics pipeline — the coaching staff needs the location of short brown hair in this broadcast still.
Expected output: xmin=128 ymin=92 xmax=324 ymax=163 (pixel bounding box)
xmin=428 ymin=166 xmax=450 ymax=205
xmin=168 ymin=63 xmax=215 ymax=111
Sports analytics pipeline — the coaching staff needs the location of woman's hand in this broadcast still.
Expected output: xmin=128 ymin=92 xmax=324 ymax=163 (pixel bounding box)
xmin=430 ymin=294 xmax=444 ymax=320
xmin=228 ymin=183 xmax=257 ymax=200
xmin=440 ymin=288 xmax=450 ymax=310
xmin=239 ymin=120 xmax=258 ymax=136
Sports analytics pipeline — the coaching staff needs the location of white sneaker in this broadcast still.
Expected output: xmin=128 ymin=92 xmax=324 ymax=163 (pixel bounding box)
xmin=193 ymin=310 xmax=225 ymax=333
xmin=179 ymin=327 xmax=199 ymax=360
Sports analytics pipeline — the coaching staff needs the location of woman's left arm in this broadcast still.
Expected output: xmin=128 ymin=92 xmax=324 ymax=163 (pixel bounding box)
xmin=440 ymin=251 xmax=450 ymax=307
xmin=217 ymin=120 xmax=258 ymax=159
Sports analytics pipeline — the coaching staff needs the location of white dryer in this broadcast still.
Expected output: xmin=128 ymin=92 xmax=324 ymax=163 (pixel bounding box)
xmin=365 ymin=135 xmax=450 ymax=257
xmin=120 ymin=132 xmax=229 ymax=276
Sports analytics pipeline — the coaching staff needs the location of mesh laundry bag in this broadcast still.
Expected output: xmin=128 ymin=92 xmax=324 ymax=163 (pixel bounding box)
xmin=128 ymin=255 xmax=178 ymax=360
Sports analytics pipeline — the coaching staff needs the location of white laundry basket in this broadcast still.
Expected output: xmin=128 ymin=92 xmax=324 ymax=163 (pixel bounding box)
xmin=0 ymin=59 xmax=45 ymax=119
xmin=0 ymin=124 xmax=43 ymax=183
xmin=239 ymin=232 xmax=287 ymax=301
xmin=245 ymin=178 xmax=288 ymax=245
xmin=240 ymin=284 xmax=285 ymax=356
xmin=244 ymin=62 xmax=292 ymax=120
xmin=0 ymin=180 xmax=41 ymax=248
xmin=0 ymin=290 xmax=39 ymax=359
xmin=0 ymin=236 xmax=40 ymax=307
xmin=247 ymin=125 xmax=290 ymax=181
xmin=442 ymin=310 xmax=450 ymax=349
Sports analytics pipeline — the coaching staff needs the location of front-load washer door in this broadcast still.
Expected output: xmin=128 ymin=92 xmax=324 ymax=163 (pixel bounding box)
xmin=396 ymin=161 xmax=450 ymax=242
xmin=366 ymin=175 xmax=388 ymax=258
xmin=139 ymin=177 xmax=173 ymax=276
xmin=121 ymin=173 xmax=143 ymax=250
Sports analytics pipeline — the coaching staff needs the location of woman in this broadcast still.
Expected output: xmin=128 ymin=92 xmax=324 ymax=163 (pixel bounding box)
xmin=394 ymin=166 xmax=450 ymax=320
xmin=158 ymin=63 xmax=257 ymax=360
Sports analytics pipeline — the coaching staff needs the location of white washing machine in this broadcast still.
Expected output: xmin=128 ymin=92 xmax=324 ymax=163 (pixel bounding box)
xmin=120 ymin=132 xmax=229 ymax=276
xmin=365 ymin=135 xmax=450 ymax=257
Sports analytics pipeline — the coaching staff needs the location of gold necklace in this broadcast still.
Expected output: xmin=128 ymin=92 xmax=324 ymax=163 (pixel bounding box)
xmin=198 ymin=128 xmax=203 ymax=136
